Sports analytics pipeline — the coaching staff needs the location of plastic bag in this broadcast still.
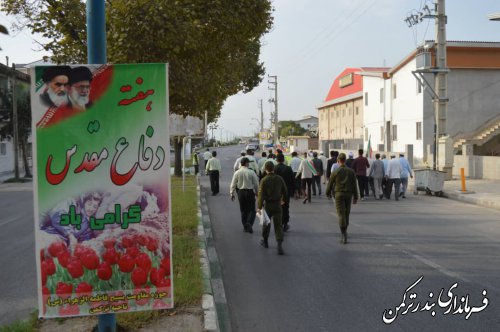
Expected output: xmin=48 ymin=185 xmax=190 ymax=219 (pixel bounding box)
xmin=256 ymin=209 xmax=271 ymax=226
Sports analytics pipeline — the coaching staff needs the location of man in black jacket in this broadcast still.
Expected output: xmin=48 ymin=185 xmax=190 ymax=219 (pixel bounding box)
xmin=275 ymin=154 xmax=294 ymax=232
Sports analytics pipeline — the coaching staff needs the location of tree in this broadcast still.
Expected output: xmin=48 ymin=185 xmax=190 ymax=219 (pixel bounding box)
xmin=1 ymin=0 xmax=274 ymax=175
xmin=279 ymin=121 xmax=307 ymax=138
xmin=0 ymin=84 xmax=32 ymax=178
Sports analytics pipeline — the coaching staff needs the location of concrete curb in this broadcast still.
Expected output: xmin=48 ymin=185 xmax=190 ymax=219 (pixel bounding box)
xmin=197 ymin=179 xmax=231 ymax=332
xmin=409 ymin=184 xmax=500 ymax=211
xmin=443 ymin=190 xmax=500 ymax=211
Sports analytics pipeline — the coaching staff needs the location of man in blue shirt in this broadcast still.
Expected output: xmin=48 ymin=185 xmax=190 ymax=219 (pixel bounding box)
xmin=399 ymin=153 xmax=413 ymax=198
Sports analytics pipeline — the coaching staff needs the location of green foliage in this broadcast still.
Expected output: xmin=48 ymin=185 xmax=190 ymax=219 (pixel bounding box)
xmin=279 ymin=121 xmax=307 ymax=137
xmin=1 ymin=0 xmax=274 ymax=122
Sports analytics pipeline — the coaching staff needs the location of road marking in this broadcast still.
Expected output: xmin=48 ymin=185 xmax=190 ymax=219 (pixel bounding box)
xmin=0 ymin=216 xmax=20 ymax=227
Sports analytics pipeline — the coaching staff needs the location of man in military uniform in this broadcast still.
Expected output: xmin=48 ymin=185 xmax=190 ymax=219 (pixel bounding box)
xmin=257 ymin=161 xmax=288 ymax=255
xmin=326 ymin=153 xmax=359 ymax=244
xmin=274 ymin=153 xmax=294 ymax=232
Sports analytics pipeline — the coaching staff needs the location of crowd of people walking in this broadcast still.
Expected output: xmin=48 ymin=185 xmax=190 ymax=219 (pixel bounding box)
xmin=196 ymin=146 xmax=414 ymax=251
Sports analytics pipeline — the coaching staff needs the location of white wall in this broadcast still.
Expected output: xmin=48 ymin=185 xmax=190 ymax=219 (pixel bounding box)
xmin=363 ymin=76 xmax=385 ymax=149
xmin=453 ymin=155 xmax=500 ymax=180
xmin=0 ymin=140 xmax=14 ymax=175
xmin=389 ymin=59 xmax=426 ymax=159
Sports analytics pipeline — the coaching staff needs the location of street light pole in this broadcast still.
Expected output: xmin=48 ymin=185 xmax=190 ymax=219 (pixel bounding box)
xmin=268 ymin=75 xmax=278 ymax=146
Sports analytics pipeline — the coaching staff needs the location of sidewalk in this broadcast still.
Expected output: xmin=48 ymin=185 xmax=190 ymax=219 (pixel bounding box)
xmin=0 ymin=171 xmax=33 ymax=192
xmin=409 ymin=177 xmax=500 ymax=211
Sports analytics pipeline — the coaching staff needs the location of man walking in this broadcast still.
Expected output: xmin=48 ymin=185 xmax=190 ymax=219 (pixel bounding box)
xmin=289 ymin=151 xmax=302 ymax=199
xmin=203 ymin=148 xmax=212 ymax=173
xmin=275 ymin=154 xmax=294 ymax=232
xmin=311 ymin=152 xmax=323 ymax=196
xmin=399 ymin=153 xmax=413 ymax=199
xmin=257 ymin=161 xmax=288 ymax=255
xmin=385 ymin=154 xmax=402 ymax=200
xmin=352 ymin=149 xmax=370 ymax=200
xmin=296 ymin=152 xmax=316 ymax=204
xmin=326 ymin=150 xmax=338 ymax=182
xmin=319 ymin=151 xmax=328 ymax=184
xmin=326 ymin=153 xmax=358 ymax=244
xmin=369 ymin=153 xmax=385 ymax=199
xmin=230 ymin=158 xmax=259 ymax=233
xmin=206 ymin=151 xmax=221 ymax=196
xmin=192 ymin=149 xmax=200 ymax=175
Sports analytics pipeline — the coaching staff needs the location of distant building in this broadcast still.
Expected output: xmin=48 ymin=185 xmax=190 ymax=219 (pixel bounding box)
xmin=295 ymin=115 xmax=318 ymax=130
xmin=317 ymin=67 xmax=388 ymax=152
xmin=362 ymin=41 xmax=500 ymax=162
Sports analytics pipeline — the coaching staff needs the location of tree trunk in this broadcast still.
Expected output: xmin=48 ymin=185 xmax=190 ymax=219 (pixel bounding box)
xmin=173 ymin=137 xmax=183 ymax=177
xmin=20 ymin=137 xmax=32 ymax=178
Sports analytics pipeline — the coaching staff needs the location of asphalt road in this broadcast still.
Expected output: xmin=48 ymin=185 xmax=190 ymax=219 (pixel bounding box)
xmin=201 ymin=145 xmax=500 ymax=332
xmin=0 ymin=190 xmax=37 ymax=326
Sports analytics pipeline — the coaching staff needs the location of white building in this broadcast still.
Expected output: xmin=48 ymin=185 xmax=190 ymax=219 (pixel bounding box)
xmin=362 ymin=41 xmax=500 ymax=165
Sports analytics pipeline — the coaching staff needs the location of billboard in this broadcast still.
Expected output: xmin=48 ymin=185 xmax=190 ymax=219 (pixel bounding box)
xmin=32 ymin=64 xmax=173 ymax=318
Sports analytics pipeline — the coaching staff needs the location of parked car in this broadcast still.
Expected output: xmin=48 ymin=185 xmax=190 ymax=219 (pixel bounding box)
xmin=245 ymin=143 xmax=260 ymax=152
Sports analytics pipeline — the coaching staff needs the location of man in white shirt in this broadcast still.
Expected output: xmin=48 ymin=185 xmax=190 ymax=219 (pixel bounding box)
xmin=230 ymin=157 xmax=260 ymax=233
xmin=233 ymin=150 xmax=246 ymax=171
xmin=206 ymin=151 xmax=222 ymax=196
xmin=385 ymin=154 xmax=402 ymax=201
xmin=289 ymin=152 xmax=302 ymax=198
xmin=296 ymin=152 xmax=316 ymax=204
xmin=318 ymin=151 xmax=328 ymax=184
xmin=203 ymin=148 xmax=212 ymax=174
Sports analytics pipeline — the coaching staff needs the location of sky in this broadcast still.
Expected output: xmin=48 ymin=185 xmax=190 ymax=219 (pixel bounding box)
xmin=1 ymin=1 xmax=499 ymax=139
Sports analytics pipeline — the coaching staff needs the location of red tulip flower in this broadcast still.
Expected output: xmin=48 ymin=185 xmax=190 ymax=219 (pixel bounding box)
xmin=146 ymin=237 xmax=158 ymax=252
xmin=48 ymin=241 xmax=67 ymax=258
xmin=126 ymin=246 xmax=140 ymax=258
xmin=81 ymin=252 xmax=100 ymax=270
xmin=136 ymin=234 xmax=148 ymax=246
xmin=67 ymin=259 xmax=84 ymax=278
xmin=103 ymin=238 xmax=117 ymax=249
xmin=157 ymin=277 xmax=171 ymax=289
xmin=75 ymin=282 xmax=93 ymax=296
xmin=136 ymin=252 xmax=152 ymax=272
xmin=56 ymin=282 xmax=73 ymax=299
xmin=57 ymin=250 xmax=71 ymax=268
xmin=131 ymin=267 xmax=148 ymax=287
xmin=42 ymin=258 xmax=56 ymax=276
xmin=149 ymin=267 xmax=166 ymax=287
xmin=121 ymin=235 xmax=134 ymax=248
xmin=40 ymin=249 xmax=46 ymax=262
xmin=118 ymin=254 xmax=135 ymax=273
xmin=160 ymin=257 xmax=171 ymax=275
xmin=42 ymin=286 xmax=51 ymax=296
xmin=97 ymin=262 xmax=112 ymax=281
xmin=103 ymin=248 xmax=120 ymax=265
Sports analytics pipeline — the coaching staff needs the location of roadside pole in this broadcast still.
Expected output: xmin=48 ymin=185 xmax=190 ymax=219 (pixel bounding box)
xmin=86 ymin=0 xmax=114 ymax=331
xmin=11 ymin=63 xmax=19 ymax=180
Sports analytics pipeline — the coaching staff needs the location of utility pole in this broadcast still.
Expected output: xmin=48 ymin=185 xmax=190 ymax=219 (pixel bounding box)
xmin=434 ymin=0 xmax=452 ymax=178
xmin=258 ymin=99 xmax=264 ymax=132
xmin=268 ymin=75 xmax=278 ymax=145
xmin=406 ymin=0 xmax=451 ymax=175
xmin=11 ymin=63 xmax=19 ymax=180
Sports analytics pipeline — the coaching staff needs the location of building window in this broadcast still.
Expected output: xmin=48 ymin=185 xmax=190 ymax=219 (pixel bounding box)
xmin=392 ymin=83 xmax=397 ymax=99
xmin=0 ymin=142 xmax=6 ymax=155
xmin=345 ymin=125 xmax=348 ymax=134
xmin=364 ymin=128 xmax=368 ymax=141
xmin=392 ymin=125 xmax=397 ymax=141
xmin=380 ymin=88 xmax=384 ymax=103
xmin=356 ymin=107 xmax=359 ymax=115
xmin=417 ymin=80 xmax=422 ymax=94
xmin=380 ymin=126 xmax=384 ymax=141
xmin=364 ymin=92 xmax=368 ymax=106
xmin=416 ymin=122 xmax=422 ymax=140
